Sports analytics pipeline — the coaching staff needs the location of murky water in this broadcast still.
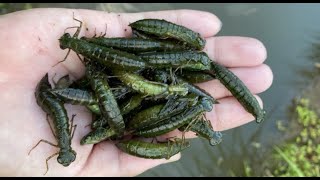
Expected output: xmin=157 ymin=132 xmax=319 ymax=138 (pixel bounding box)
xmin=2 ymin=3 xmax=319 ymax=176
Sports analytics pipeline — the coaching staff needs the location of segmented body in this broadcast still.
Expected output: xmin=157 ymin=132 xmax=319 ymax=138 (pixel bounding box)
xmin=91 ymin=116 xmax=108 ymax=129
xmin=134 ymin=105 xmax=203 ymax=137
xmin=113 ymin=69 xmax=188 ymax=97
xmin=158 ymin=94 xmax=199 ymax=116
xmin=139 ymin=51 xmax=211 ymax=71
xmin=129 ymin=19 xmax=206 ymax=50
xmin=49 ymin=88 xmax=97 ymax=105
xmin=128 ymin=95 xmax=198 ymax=131
xmin=81 ymin=37 xmax=187 ymax=53
xmin=80 ymin=126 xmax=116 ymax=145
xmin=176 ymin=75 xmax=218 ymax=105
xmin=149 ymin=69 xmax=218 ymax=104
xmin=86 ymin=104 xmax=101 ymax=115
xmin=34 ymin=74 xmax=76 ymax=167
xmin=177 ymin=71 xmax=215 ymax=83
xmin=209 ymin=61 xmax=265 ymax=123
xmin=87 ymin=68 xmax=125 ymax=135
xmin=179 ymin=117 xmax=222 ymax=146
xmin=127 ymin=104 xmax=164 ymax=130
xmin=132 ymin=29 xmax=156 ymax=39
xmin=59 ymin=33 xmax=147 ymax=71
xmin=119 ymin=94 xmax=144 ymax=116
xmin=115 ymin=139 xmax=190 ymax=159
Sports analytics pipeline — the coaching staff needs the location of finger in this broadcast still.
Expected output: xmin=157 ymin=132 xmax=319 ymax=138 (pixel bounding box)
xmin=160 ymin=95 xmax=263 ymax=140
xmin=197 ymin=64 xmax=273 ymax=100
xmin=203 ymin=36 xmax=267 ymax=67
xmin=78 ymin=9 xmax=222 ymax=38
xmin=118 ymin=152 xmax=181 ymax=177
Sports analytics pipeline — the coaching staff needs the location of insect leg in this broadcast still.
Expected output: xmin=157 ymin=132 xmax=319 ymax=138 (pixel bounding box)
xmin=92 ymin=27 xmax=97 ymax=38
xmin=69 ymin=114 xmax=77 ymax=139
xmin=183 ymin=115 xmax=201 ymax=133
xmin=53 ymin=49 xmax=71 ymax=67
xmin=43 ymin=152 xmax=59 ymax=175
xmin=76 ymin=53 xmax=86 ymax=65
xmin=46 ymin=114 xmax=57 ymax=139
xmin=102 ymin=24 xmax=107 ymax=37
xmin=28 ymin=139 xmax=58 ymax=155
xmin=71 ymin=125 xmax=77 ymax=140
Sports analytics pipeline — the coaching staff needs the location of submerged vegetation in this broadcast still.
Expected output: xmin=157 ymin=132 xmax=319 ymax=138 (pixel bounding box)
xmin=270 ymin=98 xmax=320 ymax=177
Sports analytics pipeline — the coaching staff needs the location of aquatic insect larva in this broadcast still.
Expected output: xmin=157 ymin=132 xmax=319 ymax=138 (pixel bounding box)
xmin=138 ymin=51 xmax=211 ymax=71
xmin=129 ymin=19 xmax=206 ymax=50
xmin=179 ymin=117 xmax=222 ymax=146
xmin=49 ymin=88 xmax=97 ymax=106
xmin=207 ymin=61 xmax=266 ymax=123
xmin=177 ymin=70 xmax=215 ymax=84
xmin=80 ymin=126 xmax=116 ymax=145
xmin=115 ymin=138 xmax=190 ymax=159
xmin=58 ymin=17 xmax=148 ymax=71
xmin=30 ymin=74 xmax=76 ymax=175
xmin=86 ymin=66 xmax=125 ymax=135
xmin=113 ymin=69 xmax=189 ymax=97
xmin=80 ymin=37 xmax=188 ymax=53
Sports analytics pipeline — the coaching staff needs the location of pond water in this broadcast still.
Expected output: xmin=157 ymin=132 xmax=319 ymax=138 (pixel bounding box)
xmin=2 ymin=3 xmax=319 ymax=176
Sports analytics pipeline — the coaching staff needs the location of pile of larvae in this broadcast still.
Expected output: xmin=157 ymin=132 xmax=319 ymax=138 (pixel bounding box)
xmin=34 ymin=18 xmax=266 ymax=170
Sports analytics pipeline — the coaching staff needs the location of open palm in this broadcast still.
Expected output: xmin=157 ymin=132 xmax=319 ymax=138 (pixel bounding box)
xmin=0 ymin=8 xmax=273 ymax=176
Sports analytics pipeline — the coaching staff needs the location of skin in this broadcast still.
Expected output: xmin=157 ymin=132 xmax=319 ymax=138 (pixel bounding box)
xmin=0 ymin=8 xmax=273 ymax=177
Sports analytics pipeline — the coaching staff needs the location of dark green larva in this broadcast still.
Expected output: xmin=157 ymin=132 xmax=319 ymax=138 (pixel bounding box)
xmin=129 ymin=19 xmax=206 ymax=50
xmin=59 ymin=33 xmax=147 ymax=71
xmin=208 ymin=61 xmax=266 ymax=123
xmin=87 ymin=68 xmax=125 ymax=135
xmin=177 ymin=70 xmax=215 ymax=84
xmin=80 ymin=37 xmax=187 ymax=53
xmin=179 ymin=117 xmax=222 ymax=146
xmin=139 ymin=51 xmax=211 ymax=71
xmin=80 ymin=126 xmax=116 ymax=145
xmin=158 ymin=94 xmax=199 ymax=116
xmin=115 ymin=138 xmax=190 ymax=159
xmin=127 ymin=104 xmax=165 ymax=130
xmin=49 ymin=88 xmax=97 ymax=106
xmin=134 ymin=104 xmax=204 ymax=137
xmin=32 ymin=74 xmax=76 ymax=174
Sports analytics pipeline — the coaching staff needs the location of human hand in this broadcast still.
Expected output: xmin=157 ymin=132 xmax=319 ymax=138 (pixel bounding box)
xmin=0 ymin=8 xmax=273 ymax=177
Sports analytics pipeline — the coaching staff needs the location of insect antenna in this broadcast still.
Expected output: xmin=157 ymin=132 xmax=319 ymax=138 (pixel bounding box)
xmin=46 ymin=114 xmax=57 ymax=139
xmin=28 ymin=139 xmax=58 ymax=156
xmin=101 ymin=23 xmax=108 ymax=37
xmin=69 ymin=114 xmax=77 ymax=138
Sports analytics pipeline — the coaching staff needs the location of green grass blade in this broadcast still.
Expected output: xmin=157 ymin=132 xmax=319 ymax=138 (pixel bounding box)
xmin=274 ymin=146 xmax=305 ymax=177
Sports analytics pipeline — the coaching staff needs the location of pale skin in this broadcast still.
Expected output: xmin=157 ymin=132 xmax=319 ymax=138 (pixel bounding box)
xmin=0 ymin=8 xmax=273 ymax=176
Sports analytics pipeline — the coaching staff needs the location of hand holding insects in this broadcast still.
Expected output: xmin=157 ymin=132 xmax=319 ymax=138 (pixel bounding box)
xmin=0 ymin=8 xmax=273 ymax=176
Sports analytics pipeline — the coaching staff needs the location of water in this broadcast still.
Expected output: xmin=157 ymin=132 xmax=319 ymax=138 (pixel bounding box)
xmin=2 ymin=3 xmax=319 ymax=176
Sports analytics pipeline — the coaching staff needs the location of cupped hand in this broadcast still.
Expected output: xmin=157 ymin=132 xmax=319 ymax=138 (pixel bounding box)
xmin=0 ymin=8 xmax=273 ymax=177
